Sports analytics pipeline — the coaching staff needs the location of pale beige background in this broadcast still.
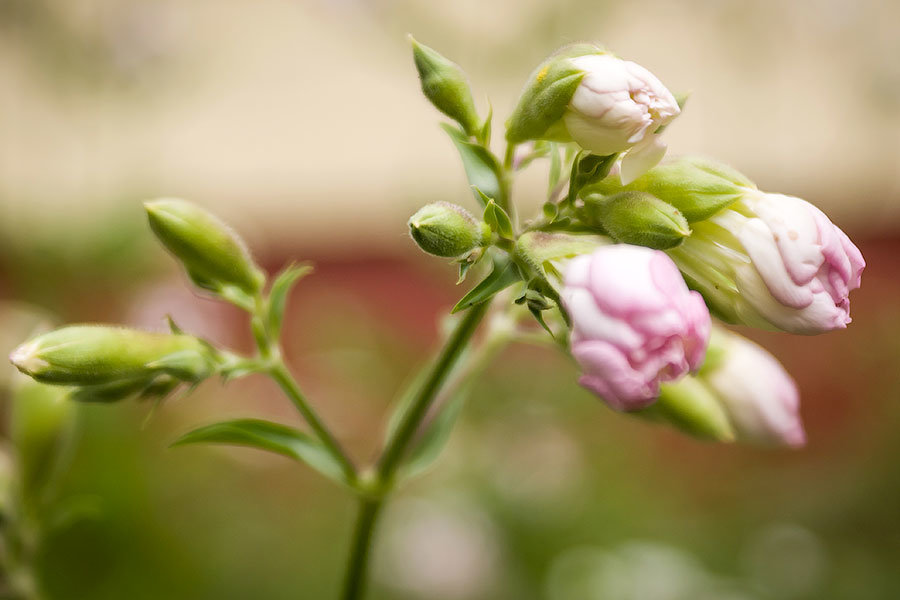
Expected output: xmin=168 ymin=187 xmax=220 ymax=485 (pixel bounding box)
xmin=1 ymin=0 xmax=898 ymax=252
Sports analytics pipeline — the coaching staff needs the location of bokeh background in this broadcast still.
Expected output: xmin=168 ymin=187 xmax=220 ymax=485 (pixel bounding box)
xmin=1 ymin=0 xmax=899 ymax=598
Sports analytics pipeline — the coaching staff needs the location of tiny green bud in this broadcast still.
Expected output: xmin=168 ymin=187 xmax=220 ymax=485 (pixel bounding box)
xmin=408 ymin=202 xmax=490 ymax=258
xmin=410 ymin=36 xmax=480 ymax=137
xmin=145 ymin=199 xmax=265 ymax=301
xmin=9 ymin=325 xmax=221 ymax=386
xmin=580 ymin=191 xmax=691 ymax=250
xmin=10 ymin=378 xmax=76 ymax=499
xmin=587 ymin=157 xmax=755 ymax=223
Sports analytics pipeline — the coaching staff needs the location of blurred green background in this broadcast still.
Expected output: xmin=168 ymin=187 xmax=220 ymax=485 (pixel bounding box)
xmin=1 ymin=0 xmax=899 ymax=598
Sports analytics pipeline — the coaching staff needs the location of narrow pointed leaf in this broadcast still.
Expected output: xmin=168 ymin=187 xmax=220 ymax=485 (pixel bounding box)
xmin=267 ymin=263 xmax=313 ymax=339
xmin=172 ymin=418 xmax=347 ymax=485
xmin=481 ymin=197 xmax=514 ymax=239
xmin=402 ymin=386 xmax=468 ymax=480
xmin=441 ymin=123 xmax=506 ymax=208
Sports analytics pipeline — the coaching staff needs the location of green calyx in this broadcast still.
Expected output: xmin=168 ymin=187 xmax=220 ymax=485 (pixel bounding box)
xmin=514 ymin=231 xmax=606 ymax=276
xmin=145 ymin=199 xmax=266 ymax=302
xmin=408 ymin=202 xmax=490 ymax=258
xmin=580 ymin=191 xmax=691 ymax=250
xmin=505 ymin=44 xmax=605 ymax=144
xmin=584 ymin=157 xmax=755 ymax=223
xmin=410 ymin=36 xmax=480 ymax=137
xmin=638 ymin=376 xmax=735 ymax=442
xmin=9 ymin=325 xmax=222 ymax=387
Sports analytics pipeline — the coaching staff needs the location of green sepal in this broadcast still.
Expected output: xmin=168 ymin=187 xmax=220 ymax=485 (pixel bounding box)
xmin=477 ymin=102 xmax=493 ymax=146
xmin=481 ymin=197 xmax=514 ymax=239
xmin=579 ymin=191 xmax=691 ymax=250
xmin=451 ymin=253 xmax=522 ymax=314
xmin=637 ymin=377 xmax=735 ymax=442
xmin=267 ymin=263 xmax=313 ymax=341
xmin=410 ymin=36 xmax=480 ymax=137
xmin=585 ymin=157 xmax=755 ymax=223
xmin=172 ymin=418 xmax=350 ymax=488
xmin=506 ymin=60 xmax=584 ymax=142
xmin=514 ymin=231 xmax=603 ymax=276
xmin=441 ymin=124 xmax=507 ymax=208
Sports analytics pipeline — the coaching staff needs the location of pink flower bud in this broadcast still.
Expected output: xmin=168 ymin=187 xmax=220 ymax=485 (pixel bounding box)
xmin=670 ymin=191 xmax=865 ymax=334
xmin=704 ymin=331 xmax=805 ymax=447
xmin=564 ymin=55 xmax=681 ymax=183
xmin=563 ymin=245 xmax=711 ymax=411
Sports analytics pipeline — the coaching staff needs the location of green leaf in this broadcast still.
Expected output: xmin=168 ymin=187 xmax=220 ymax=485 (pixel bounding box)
xmin=402 ymin=387 xmax=468 ymax=480
xmin=451 ymin=254 xmax=522 ymax=314
xmin=441 ymin=124 xmax=506 ymax=208
xmin=172 ymin=419 xmax=348 ymax=486
xmin=481 ymin=197 xmax=514 ymax=239
xmin=267 ymin=263 xmax=313 ymax=339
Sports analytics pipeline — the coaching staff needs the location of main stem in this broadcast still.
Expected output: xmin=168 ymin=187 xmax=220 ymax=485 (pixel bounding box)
xmin=340 ymin=301 xmax=490 ymax=600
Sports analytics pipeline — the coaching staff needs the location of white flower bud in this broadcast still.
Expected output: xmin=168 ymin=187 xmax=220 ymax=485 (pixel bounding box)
xmin=507 ymin=47 xmax=680 ymax=183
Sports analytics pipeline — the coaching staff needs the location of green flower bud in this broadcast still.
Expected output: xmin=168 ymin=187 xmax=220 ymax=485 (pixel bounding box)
xmin=638 ymin=376 xmax=735 ymax=442
xmin=580 ymin=191 xmax=690 ymax=250
xmin=9 ymin=378 xmax=75 ymax=499
xmin=408 ymin=202 xmax=490 ymax=258
xmin=145 ymin=199 xmax=265 ymax=303
xmin=410 ymin=36 xmax=480 ymax=137
xmin=588 ymin=157 xmax=755 ymax=223
xmin=9 ymin=325 xmax=221 ymax=386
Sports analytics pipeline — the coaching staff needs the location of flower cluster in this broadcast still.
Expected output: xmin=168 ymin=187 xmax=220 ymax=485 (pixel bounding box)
xmin=406 ymin=39 xmax=865 ymax=447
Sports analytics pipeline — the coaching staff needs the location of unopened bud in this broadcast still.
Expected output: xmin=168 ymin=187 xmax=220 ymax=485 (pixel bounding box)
xmin=9 ymin=325 xmax=221 ymax=386
xmin=507 ymin=44 xmax=680 ymax=183
xmin=408 ymin=202 xmax=489 ymax=258
xmin=410 ymin=36 xmax=480 ymax=136
xmin=580 ymin=191 xmax=690 ymax=250
xmin=145 ymin=199 xmax=265 ymax=301
xmin=10 ymin=378 xmax=75 ymax=499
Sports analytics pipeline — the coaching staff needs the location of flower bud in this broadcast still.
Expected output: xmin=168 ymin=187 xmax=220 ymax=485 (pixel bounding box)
xmin=9 ymin=325 xmax=221 ymax=386
xmin=668 ymin=190 xmax=865 ymax=334
xmin=579 ymin=191 xmax=690 ymax=250
xmin=145 ymin=199 xmax=265 ymax=301
xmin=9 ymin=378 xmax=75 ymax=499
xmin=408 ymin=202 xmax=490 ymax=258
xmin=410 ymin=36 xmax=480 ymax=137
xmin=701 ymin=328 xmax=805 ymax=447
xmin=562 ymin=245 xmax=711 ymax=411
xmin=507 ymin=45 xmax=680 ymax=184
xmin=589 ymin=156 xmax=755 ymax=222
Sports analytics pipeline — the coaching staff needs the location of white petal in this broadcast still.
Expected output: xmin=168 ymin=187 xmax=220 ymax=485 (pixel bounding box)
xmin=620 ymin=135 xmax=667 ymax=184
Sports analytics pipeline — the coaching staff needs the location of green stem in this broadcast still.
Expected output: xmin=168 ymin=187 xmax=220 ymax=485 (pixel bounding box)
xmin=339 ymin=498 xmax=381 ymax=600
xmin=376 ymin=301 xmax=490 ymax=481
xmin=268 ymin=363 xmax=357 ymax=484
xmin=339 ymin=301 xmax=491 ymax=600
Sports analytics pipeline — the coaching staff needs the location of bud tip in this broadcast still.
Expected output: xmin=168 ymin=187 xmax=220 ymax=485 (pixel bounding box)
xmin=9 ymin=341 xmax=46 ymax=375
